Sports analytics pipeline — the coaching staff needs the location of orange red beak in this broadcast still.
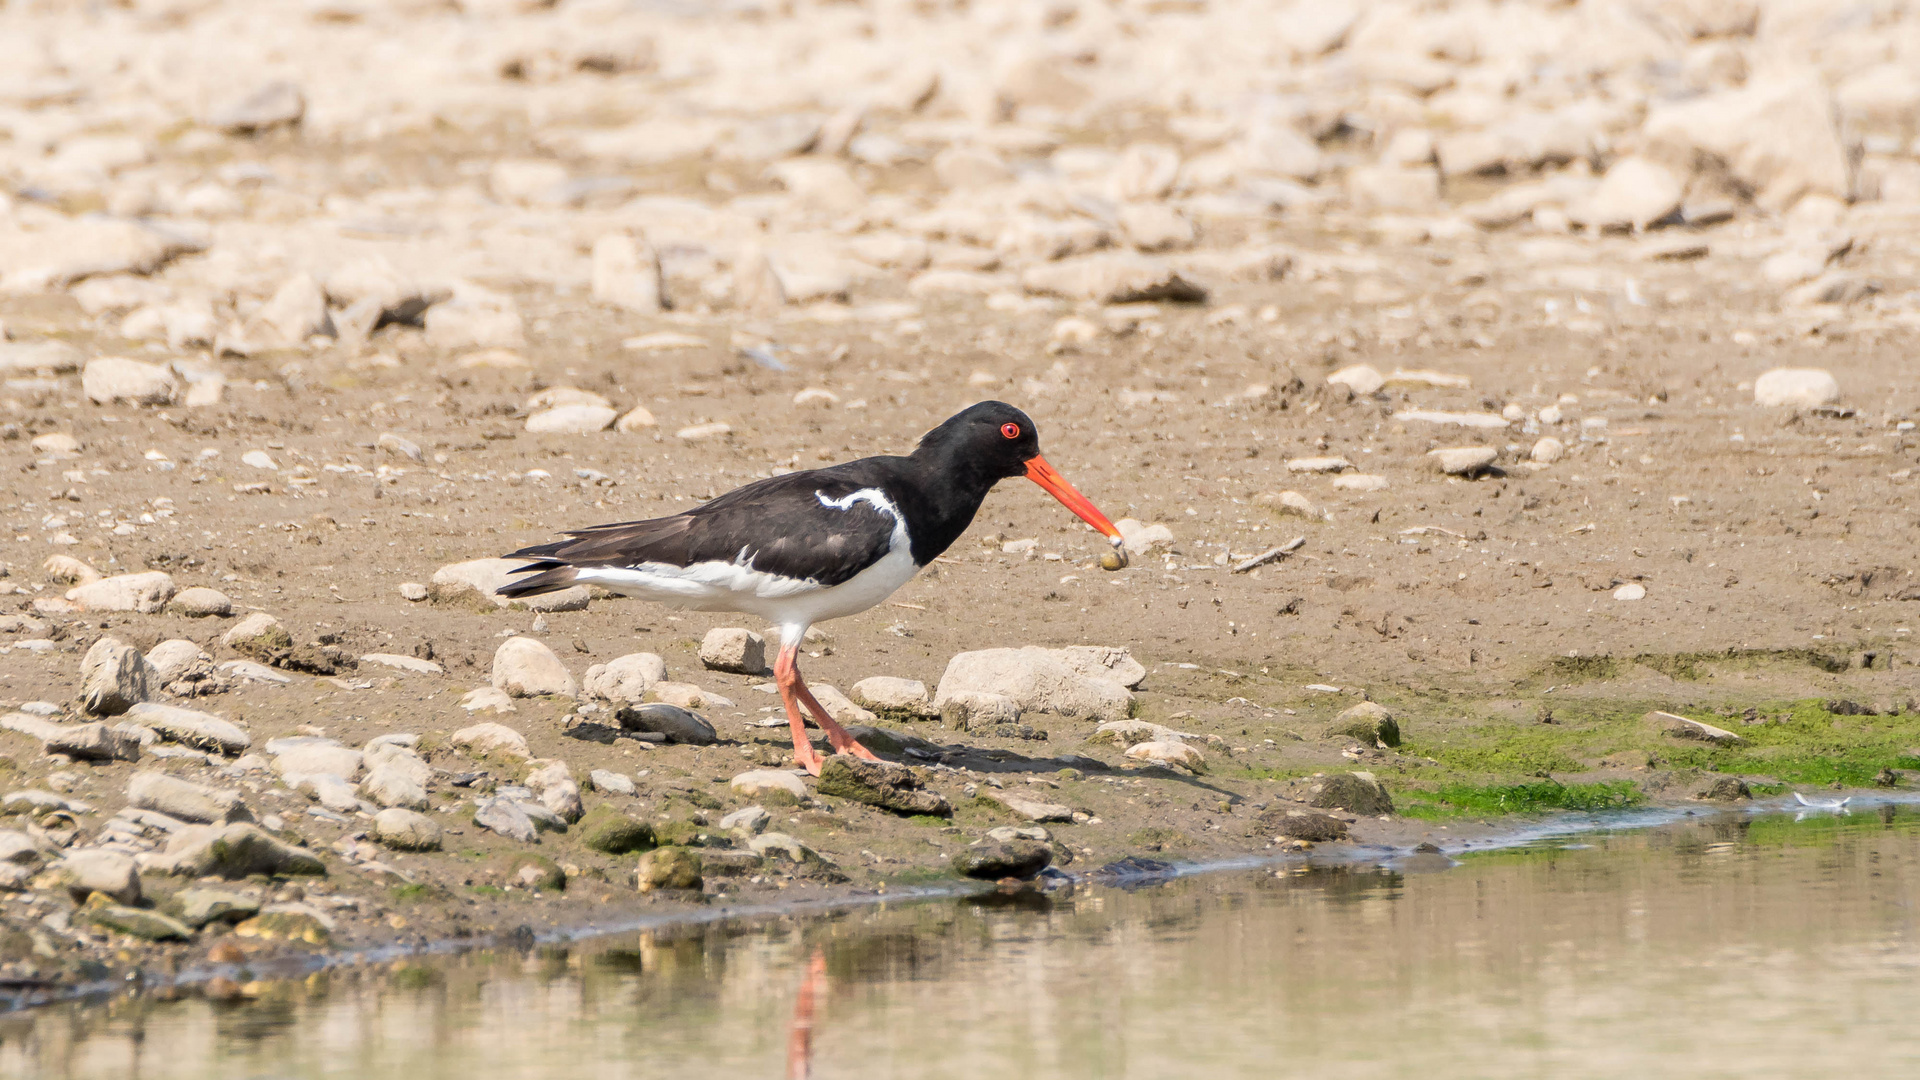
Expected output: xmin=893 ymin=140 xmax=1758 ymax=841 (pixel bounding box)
xmin=1024 ymin=456 xmax=1129 ymax=566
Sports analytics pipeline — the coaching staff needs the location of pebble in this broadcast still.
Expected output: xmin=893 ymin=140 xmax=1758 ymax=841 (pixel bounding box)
xmin=376 ymin=433 xmax=424 ymax=462
xmin=272 ymin=738 xmax=364 ymax=780
xmin=647 ymin=682 xmax=733 ymax=710
xmin=699 ymin=627 xmax=769 ymax=675
xmin=977 ymin=789 xmax=1074 ymax=823
xmin=30 ymin=432 xmax=81 ymax=455
xmin=432 ymin=558 xmax=589 ymax=611
xmin=1326 ymin=364 xmax=1386 ymax=395
xmin=491 ymin=637 xmax=577 ymax=698
xmin=675 ymin=422 xmax=732 ymax=441
xmin=458 ymin=687 xmax=518 ymax=714
xmin=590 ymin=233 xmax=665 ymax=314
xmin=1530 ymin=437 xmax=1566 ymax=464
xmin=1255 ymin=490 xmax=1323 ymax=520
xmin=1428 ymin=446 xmax=1499 ymax=476
xmin=850 ymin=676 xmax=933 ymax=715
xmin=241 ymin=450 xmax=278 ymax=471
xmin=359 ymin=653 xmax=444 ymax=674
xmin=451 ymin=721 xmax=530 ymax=758
xmin=1614 ymin=583 xmax=1648 ymax=601
xmin=526 ymin=404 xmax=617 ymax=434
xmin=1331 ymin=474 xmax=1390 ymax=492
xmin=1753 ymin=367 xmax=1840 ymax=409
xmin=1125 ymin=740 xmax=1209 ymax=773
xmin=398 ymin=582 xmax=429 ymax=602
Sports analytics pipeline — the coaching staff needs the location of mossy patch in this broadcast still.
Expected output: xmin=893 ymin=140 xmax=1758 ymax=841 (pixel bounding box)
xmin=1400 ymin=780 xmax=1645 ymax=819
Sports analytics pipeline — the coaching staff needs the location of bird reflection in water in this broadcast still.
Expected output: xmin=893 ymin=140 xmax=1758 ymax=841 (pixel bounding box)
xmin=786 ymin=948 xmax=827 ymax=1080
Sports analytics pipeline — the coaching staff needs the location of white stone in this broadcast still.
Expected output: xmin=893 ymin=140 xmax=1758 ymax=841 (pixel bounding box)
xmin=124 ymin=703 xmax=250 ymax=754
xmin=459 ymin=687 xmax=517 ymax=714
xmin=1115 ymin=518 xmax=1175 ymax=553
xmin=491 ymin=637 xmax=576 ymax=697
xmin=82 ymin=357 xmax=175 ymax=405
xmin=933 ymin=647 xmax=1141 ymax=722
xmin=1531 ymin=437 xmax=1566 ymax=464
xmin=583 ymin=653 xmax=668 ymax=702
xmin=145 ymin=640 xmax=211 ymax=682
xmin=59 ymin=848 xmax=142 ymax=904
xmin=128 ymin=771 xmax=248 ymax=824
xmin=250 ymin=273 xmax=334 ymax=346
xmin=1428 ymin=447 xmax=1499 ymax=476
xmin=1572 ymin=157 xmax=1684 ymax=231
xmin=1332 ymin=474 xmax=1390 ymax=492
xmin=1125 ymin=740 xmax=1209 ymax=773
xmin=222 ymin=611 xmax=285 ymax=650
xmin=1644 ymin=75 xmax=1852 ymax=211
xmin=1118 ymin=203 xmax=1195 ymax=251
xmin=850 ymin=677 xmax=932 ymax=715
xmin=526 ymin=404 xmax=617 ymax=434
xmin=168 ymin=586 xmax=232 ymax=617
xmin=452 ymin=722 xmax=530 ymax=758
xmin=359 ymin=653 xmax=444 ymax=674
xmin=1614 ymin=583 xmax=1647 ymax=601
xmin=372 ymin=808 xmax=441 ymax=851
xmin=699 ymin=628 xmax=768 ymax=674
xmin=1326 ymin=364 xmax=1385 ymax=395
xmin=272 ymin=740 xmax=363 ymax=781
xmin=1753 ymin=368 xmax=1839 ymax=409
xmin=1286 ymin=457 xmax=1352 ymax=474
xmin=590 ymin=233 xmax=664 ymax=314
xmin=67 ymin=571 xmax=176 ymax=613
xmin=590 ymin=770 xmax=635 ymax=796
xmin=730 ymin=770 xmax=807 ymax=800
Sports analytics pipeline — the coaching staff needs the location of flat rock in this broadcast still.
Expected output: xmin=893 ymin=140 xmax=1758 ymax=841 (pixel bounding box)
xmin=472 ymin=797 xmax=539 ymax=843
xmin=1090 ymin=719 xmax=1186 ymax=747
xmin=939 ymin=691 xmax=1022 ymax=731
xmin=45 ymin=722 xmax=143 ymax=762
xmin=1305 ymin=771 xmax=1395 ymax=816
xmin=124 ymin=702 xmax=250 ymax=754
xmin=491 ymin=637 xmax=576 ymax=697
xmin=1753 ymin=368 xmax=1840 ymax=409
xmin=1427 ymin=446 xmax=1499 ymax=476
xmin=582 ymin=653 xmax=667 ymax=702
xmin=431 ymin=558 xmax=590 ymax=611
xmin=1022 ymin=253 xmax=1207 ymax=304
xmin=589 ymin=769 xmax=636 ymax=796
xmin=167 ymin=586 xmax=232 ymax=617
xmin=730 ymin=769 xmax=808 ymax=801
xmin=171 ymin=887 xmax=260 ymax=928
xmin=810 ymin=684 xmax=876 ymax=725
xmin=361 ymin=763 xmax=429 ymax=810
xmin=359 ymin=653 xmax=443 ymax=674
xmin=1326 ymin=364 xmax=1385 ymax=395
xmin=720 ymin=805 xmax=770 ymax=834
xmin=372 ymin=808 xmax=442 ymax=851
xmin=850 ymin=676 xmax=934 ymax=716
xmin=1332 ymin=474 xmax=1390 ymax=492
xmin=979 ymin=789 xmax=1074 ymax=823
xmin=130 ymin=771 xmax=251 ymax=823
xmin=273 ymin=741 xmax=363 ymax=781
xmin=699 ymin=627 xmax=769 ymax=675
xmin=82 ymin=357 xmax=176 ymax=405
xmin=953 ymin=839 xmax=1053 ymax=880
xmin=161 ymin=823 xmax=325 ymax=878
xmin=59 ymin=848 xmax=142 ymax=904
xmin=933 ymin=646 xmax=1143 ymax=722
xmin=1254 ymin=807 xmax=1350 ymax=843
xmin=1646 ymin=711 xmax=1746 ymax=747
xmin=1286 ymin=457 xmax=1353 ymax=474
xmin=68 ymin=571 xmax=176 ymax=613
xmin=452 ymin=722 xmax=530 ymax=758
xmin=1125 ymin=740 xmax=1208 ymax=773
xmin=526 ymin=404 xmax=617 ymax=434
xmin=815 ymin=756 xmax=951 ymax=816
xmin=80 ymin=896 xmax=191 ymax=941
xmin=615 ymin=703 xmax=716 ymax=744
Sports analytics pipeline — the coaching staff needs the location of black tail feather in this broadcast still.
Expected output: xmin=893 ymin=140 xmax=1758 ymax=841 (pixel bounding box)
xmin=495 ymin=561 xmax=579 ymax=598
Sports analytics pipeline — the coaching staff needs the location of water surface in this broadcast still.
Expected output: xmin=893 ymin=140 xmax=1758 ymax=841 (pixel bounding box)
xmin=10 ymin=800 xmax=1920 ymax=1078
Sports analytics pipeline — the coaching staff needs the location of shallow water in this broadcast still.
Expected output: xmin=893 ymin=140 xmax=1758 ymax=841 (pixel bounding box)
xmin=10 ymin=800 xmax=1920 ymax=1079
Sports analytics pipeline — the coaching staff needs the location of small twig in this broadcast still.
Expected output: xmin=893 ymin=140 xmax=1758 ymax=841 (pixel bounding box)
xmin=1231 ymin=536 xmax=1305 ymax=574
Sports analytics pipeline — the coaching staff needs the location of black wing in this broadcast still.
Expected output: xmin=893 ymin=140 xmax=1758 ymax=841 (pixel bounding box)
xmin=499 ymin=465 xmax=900 ymax=596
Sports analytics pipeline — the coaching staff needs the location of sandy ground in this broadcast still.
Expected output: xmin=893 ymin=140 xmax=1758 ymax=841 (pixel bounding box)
xmin=2 ymin=0 xmax=1920 ymax=1000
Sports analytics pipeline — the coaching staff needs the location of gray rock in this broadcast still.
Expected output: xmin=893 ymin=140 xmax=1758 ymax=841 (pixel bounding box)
xmin=59 ymin=848 xmax=142 ymax=904
xmin=1753 ymin=367 xmax=1840 ymax=409
xmin=1699 ymin=776 xmax=1752 ymax=802
xmin=1124 ymin=740 xmax=1208 ymax=773
xmin=1305 ymin=772 xmax=1395 ymax=816
xmin=168 ymin=586 xmax=233 ymax=617
xmin=582 ymin=653 xmax=667 ymax=702
xmin=295 ymin=773 xmax=367 ymax=814
xmin=81 ymin=357 xmax=175 ymax=405
xmin=1427 ymin=446 xmax=1499 ymax=476
xmin=80 ymin=897 xmax=192 ymax=941
xmin=615 ymin=702 xmax=717 ymax=745
xmin=934 ymin=646 xmax=1141 ymax=722
xmin=359 ymin=763 xmax=428 ymax=810
xmin=218 ymin=659 xmax=290 ymax=684
xmin=816 ymin=757 xmax=951 ymax=816
xmin=372 ymin=808 xmax=442 ymax=851
xmin=125 ymin=702 xmax=251 ymax=754
xmin=590 ymin=233 xmax=665 ymax=314
xmin=161 ymin=823 xmax=325 ymax=877
xmin=170 ymin=887 xmax=260 ymax=928
xmin=473 ymin=797 xmax=539 ymax=842
xmin=1021 ymin=252 xmax=1207 ymax=304
xmin=221 ymin=612 xmax=292 ymax=661
xmin=589 ymin=769 xmax=635 ymax=796
xmin=1090 ymin=719 xmax=1186 ymax=747
xmin=699 ymin=628 xmax=770 ymax=674
xmin=731 ymin=770 xmax=808 ymax=801
xmin=978 ymin=789 xmax=1074 ymax=823
xmin=80 ymin=637 xmax=152 ymax=715
xmin=850 ymin=676 xmax=935 ymax=717
xmin=273 ymin=741 xmax=363 ymax=781
xmin=809 ymin=684 xmax=876 ymax=725
xmin=451 ymin=722 xmax=530 ymax=759
xmin=746 ymin=832 xmax=824 ymax=866
xmin=1328 ymin=702 xmax=1401 ymax=747
xmin=67 ymin=571 xmax=176 ymax=614
xmin=491 ymin=637 xmax=577 ymax=697
xmin=1254 ymin=806 xmax=1349 ymax=842
xmin=128 ymin=770 xmax=251 ymax=823
xmin=940 ymin=691 xmax=1023 ymax=731
xmin=952 ymin=839 xmax=1052 ymax=880
xmin=525 ymin=761 xmax=583 ymax=823
xmin=207 ymin=80 xmax=305 ymax=134
xmin=146 ymin=639 xmax=213 ymax=682
xmin=720 ymin=805 xmax=770 ymax=834
xmin=45 ymin=722 xmax=142 ymax=762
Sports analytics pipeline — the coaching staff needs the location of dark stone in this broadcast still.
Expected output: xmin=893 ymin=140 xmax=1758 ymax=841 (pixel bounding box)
xmin=1700 ymin=776 xmax=1751 ymax=801
xmin=815 ymin=756 xmax=952 ymax=817
xmin=698 ymin=850 xmax=765 ymax=876
xmin=1304 ymin=772 xmax=1394 ymax=816
xmin=1086 ymin=857 xmax=1177 ymax=887
xmin=1827 ymin=699 xmax=1877 ymax=716
xmin=952 ymin=840 xmax=1053 ymax=880
xmin=561 ymin=717 xmax=621 ymax=744
xmin=636 ymin=847 xmax=702 ymax=892
xmin=1254 ymin=806 xmax=1349 ymax=842
xmin=500 ymin=852 xmax=565 ymax=891
xmin=45 ymin=723 xmax=142 ymax=762
xmin=614 ymin=703 xmax=717 ymax=745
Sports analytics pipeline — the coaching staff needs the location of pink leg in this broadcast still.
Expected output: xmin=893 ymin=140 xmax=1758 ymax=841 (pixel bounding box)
xmin=776 ymin=644 xmax=879 ymax=774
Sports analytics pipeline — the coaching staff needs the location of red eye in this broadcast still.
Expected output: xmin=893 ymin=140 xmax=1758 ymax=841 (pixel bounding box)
xmin=1001 ymin=423 xmax=1021 ymax=439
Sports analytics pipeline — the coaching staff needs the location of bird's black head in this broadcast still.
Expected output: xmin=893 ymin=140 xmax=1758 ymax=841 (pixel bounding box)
xmin=914 ymin=400 xmax=1041 ymax=479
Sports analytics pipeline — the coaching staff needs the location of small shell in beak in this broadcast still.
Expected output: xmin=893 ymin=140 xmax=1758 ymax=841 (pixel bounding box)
xmin=1099 ymin=542 xmax=1130 ymax=571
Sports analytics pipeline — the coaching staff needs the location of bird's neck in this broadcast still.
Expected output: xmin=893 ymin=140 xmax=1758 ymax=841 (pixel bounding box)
xmin=891 ymin=447 xmax=1005 ymax=565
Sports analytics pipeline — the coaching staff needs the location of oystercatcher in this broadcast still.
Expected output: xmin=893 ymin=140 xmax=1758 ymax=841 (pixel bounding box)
xmin=498 ymin=401 xmax=1128 ymax=774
